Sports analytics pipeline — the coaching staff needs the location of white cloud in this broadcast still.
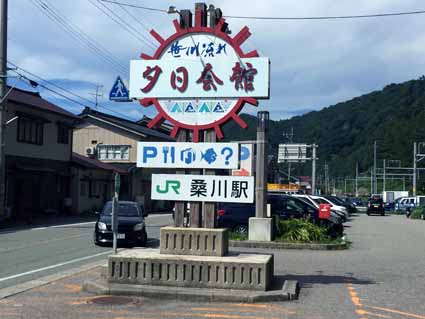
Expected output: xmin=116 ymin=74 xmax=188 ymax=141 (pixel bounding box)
xmin=8 ymin=0 xmax=425 ymax=121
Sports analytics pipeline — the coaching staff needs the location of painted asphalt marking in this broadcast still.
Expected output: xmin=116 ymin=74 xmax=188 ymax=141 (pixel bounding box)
xmin=365 ymin=306 xmax=425 ymax=319
xmin=347 ymin=283 xmax=425 ymax=319
xmin=0 ymin=251 xmax=111 ymax=283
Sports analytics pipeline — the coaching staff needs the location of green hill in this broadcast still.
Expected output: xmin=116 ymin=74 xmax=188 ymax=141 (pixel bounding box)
xmin=223 ymin=77 xmax=425 ymax=191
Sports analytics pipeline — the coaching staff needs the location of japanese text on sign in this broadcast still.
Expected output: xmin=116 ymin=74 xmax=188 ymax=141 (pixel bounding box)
xmin=137 ymin=142 xmax=239 ymax=169
xmin=129 ymin=58 xmax=270 ymax=99
xmin=151 ymin=174 xmax=254 ymax=203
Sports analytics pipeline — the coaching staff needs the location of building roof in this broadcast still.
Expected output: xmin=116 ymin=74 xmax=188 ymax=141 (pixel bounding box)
xmin=137 ymin=115 xmax=173 ymax=134
xmin=72 ymin=152 xmax=127 ymax=174
xmin=80 ymin=107 xmax=174 ymax=141
xmin=8 ymin=87 xmax=80 ymax=120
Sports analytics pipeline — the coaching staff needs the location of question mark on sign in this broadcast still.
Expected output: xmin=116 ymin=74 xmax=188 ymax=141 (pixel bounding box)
xmin=221 ymin=147 xmax=234 ymax=165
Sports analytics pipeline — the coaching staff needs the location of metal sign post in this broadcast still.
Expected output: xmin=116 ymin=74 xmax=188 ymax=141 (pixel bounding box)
xmin=112 ymin=173 xmax=120 ymax=254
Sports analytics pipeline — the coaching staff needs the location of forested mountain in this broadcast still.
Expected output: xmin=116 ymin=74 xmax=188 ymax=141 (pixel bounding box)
xmin=223 ymin=77 xmax=425 ymax=184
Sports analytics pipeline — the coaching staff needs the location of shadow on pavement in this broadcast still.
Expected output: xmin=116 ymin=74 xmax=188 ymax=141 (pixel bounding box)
xmin=275 ymin=274 xmax=375 ymax=288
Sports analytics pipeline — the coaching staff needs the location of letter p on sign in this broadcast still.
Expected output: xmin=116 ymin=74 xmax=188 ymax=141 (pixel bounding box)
xmin=143 ymin=146 xmax=157 ymax=163
xmin=319 ymin=204 xmax=331 ymax=220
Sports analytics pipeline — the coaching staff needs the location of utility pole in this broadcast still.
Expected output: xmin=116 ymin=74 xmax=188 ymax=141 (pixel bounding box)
xmin=413 ymin=142 xmax=417 ymax=196
xmin=283 ymin=127 xmax=294 ymax=184
xmin=373 ymin=141 xmax=377 ymax=194
xmin=383 ymin=159 xmax=386 ymax=193
xmin=0 ymin=0 xmax=7 ymax=220
xmin=370 ymin=169 xmax=373 ymax=195
xmin=355 ymin=162 xmax=359 ymax=197
xmin=311 ymin=144 xmax=317 ymax=195
xmin=324 ymin=163 xmax=329 ymax=194
xmin=255 ymin=111 xmax=269 ymax=218
xmin=89 ymin=84 xmax=103 ymax=109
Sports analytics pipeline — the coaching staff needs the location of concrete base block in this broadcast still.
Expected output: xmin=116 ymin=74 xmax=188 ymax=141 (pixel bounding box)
xmin=107 ymin=249 xmax=273 ymax=291
xmin=248 ymin=217 xmax=273 ymax=242
xmin=160 ymin=227 xmax=228 ymax=257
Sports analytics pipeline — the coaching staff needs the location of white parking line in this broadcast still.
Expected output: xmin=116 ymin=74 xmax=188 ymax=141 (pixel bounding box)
xmin=0 ymin=251 xmax=112 ymax=283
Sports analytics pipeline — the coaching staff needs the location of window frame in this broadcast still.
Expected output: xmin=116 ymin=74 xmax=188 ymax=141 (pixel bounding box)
xmin=97 ymin=144 xmax=130 ymax=161
xmin=17 ymin=116 xmax=44 ymax=145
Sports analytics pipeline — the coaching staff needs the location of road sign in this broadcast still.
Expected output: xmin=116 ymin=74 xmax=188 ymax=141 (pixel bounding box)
xmin=109 ymin=76 xmax=131 ymax=102
xmin=151 ymin=174 xmax=254 ymax=203
xmin=137 ymin=142 xmax=239 ymax=169
xmin=278 ymin=144 xmax=308 ymax=163
xmin=232 ymin=144 xmax=253 ymax=176
xmin=133 ymin=24 xmax=270 ymax=142
xmin=130 ymin=58 xmax=270 ymax=99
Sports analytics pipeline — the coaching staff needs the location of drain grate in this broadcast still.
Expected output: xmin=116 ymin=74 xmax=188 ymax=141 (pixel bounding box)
xmin=88 ymin=296 xmax=138 ymax=306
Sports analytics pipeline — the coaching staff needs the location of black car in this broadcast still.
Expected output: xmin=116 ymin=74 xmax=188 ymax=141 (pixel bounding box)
xmin=94 ymin=201 xmax=148 ymax=247
xmin=217 ymin=194 xmax=342 ymax=237
xmin=367 ymin=196 xmax=385 ymax=216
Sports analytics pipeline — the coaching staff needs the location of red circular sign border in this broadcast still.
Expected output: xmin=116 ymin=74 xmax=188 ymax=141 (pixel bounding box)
xmin=139 ymin=18 xmax=259 ymax=142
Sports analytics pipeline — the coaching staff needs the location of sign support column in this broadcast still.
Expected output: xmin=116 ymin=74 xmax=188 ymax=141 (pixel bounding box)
xmin=312 ymin=144 xmax=317 ymax=195
xmin=203 ymin=129 xmax=216 ymax=228
xmin=249 ymin=111 xmax=271 ymax=242
xmin=174 ymin=130 xmax=187 ymax=227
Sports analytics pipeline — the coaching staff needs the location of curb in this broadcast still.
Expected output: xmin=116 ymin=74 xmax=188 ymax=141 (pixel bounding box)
xmin=0 ymin=260 xmax=107 ymax=299
xmin=229 ymin=240 xmax=348 ymax=250
xmin=83 ymin=279 xmax=299 ymax=303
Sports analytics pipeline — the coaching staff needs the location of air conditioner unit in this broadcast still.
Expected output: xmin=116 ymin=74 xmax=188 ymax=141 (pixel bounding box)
xmin=85 ymin=147 xmax=96 ymax=156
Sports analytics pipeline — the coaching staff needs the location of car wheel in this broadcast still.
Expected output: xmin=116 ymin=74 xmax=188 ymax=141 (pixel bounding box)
xmin=381 ymin=213 xmax=385 ymax=216
xmin=366 ymin=213 xmax=370 ymax=216
xmin=233 ymin=224 xmax=248 ymax=234
xmin=421 ymin=213 xmax=425 ymax=220
xmin=93 ymin=232 xmax=100 ymax=246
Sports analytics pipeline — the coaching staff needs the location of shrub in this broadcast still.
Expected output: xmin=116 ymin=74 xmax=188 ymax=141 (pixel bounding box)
xmin=409 ymin=207 xmax=425 ymax=220
xmin=277 ymin=219 xmax=330 ymax=242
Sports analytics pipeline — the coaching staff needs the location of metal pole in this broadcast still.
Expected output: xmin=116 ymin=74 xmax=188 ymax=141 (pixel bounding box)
xmin=383 ymin=159 xmax=386 ymax=193
xmin=344 ymin=178 xmax=347 ymax=195
xmin=355 ymin=162 xmax=359 ymax=197
xmin=112 ymin=172 xmax=120 ymax=254
xmin=413 ymin=142 xmax=417 ymax=196
xmin=0 ymin=0 xmax=7 ymax=220
xmin=255 ymin=111 xmax=268 ymax=218
xmin=370 ymin=169 xmax=373 ymax=195
xmin=311 ymin=144 xmax=316 ymax=195
xmin=373 ymin=141 xmax=377 ymax=194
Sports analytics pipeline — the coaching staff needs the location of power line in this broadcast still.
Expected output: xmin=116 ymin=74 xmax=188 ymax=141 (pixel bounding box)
xmin=88 ymin=0 xmax=156 ymax=50
xmin=99 ymin=1 xmax=425 ymax=21
xmin=9 ymin=65 xmax=138 ymax=120
xmin=29 ymin=0 xmax=128 ymax=75
xmin=8 ymin=61 xmax=97 ymax=106
xmin=116 ymin=3 xmax=157 ymax=47
xmin=224 ymin=10 xmax=425 ymax=20
xmin=99 ymin=0 xmax=166 ymax=13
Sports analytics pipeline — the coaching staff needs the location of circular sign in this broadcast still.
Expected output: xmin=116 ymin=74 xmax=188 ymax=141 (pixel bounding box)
xmin=139 ymin=20 xmax=261 ymax=141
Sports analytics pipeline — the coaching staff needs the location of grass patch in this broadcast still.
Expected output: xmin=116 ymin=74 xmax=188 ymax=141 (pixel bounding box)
xmin=229 ymin=232 xmax=248 ymax=241
xmin=409 ymin=207 xmax=425 ymax=220
xmin=275 ymin=219 xmax=330 ymax=243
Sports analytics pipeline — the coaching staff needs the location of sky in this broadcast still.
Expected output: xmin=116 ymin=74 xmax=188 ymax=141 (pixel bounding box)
xmin=8 ymin=0 xmax=425 ymax=121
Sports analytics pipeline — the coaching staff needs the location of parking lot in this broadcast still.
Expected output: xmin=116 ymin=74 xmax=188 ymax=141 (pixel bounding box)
xmin=1 ymin=213 xmax=424 ymax=319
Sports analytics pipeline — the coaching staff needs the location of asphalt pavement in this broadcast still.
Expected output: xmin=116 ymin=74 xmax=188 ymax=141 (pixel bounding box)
xmin=0 ymin=214 xmax=172 ymax=290
xmin=0 ymin=214 xmax=424 ymax=319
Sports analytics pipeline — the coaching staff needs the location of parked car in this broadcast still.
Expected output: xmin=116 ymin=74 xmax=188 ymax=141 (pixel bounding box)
xmin=367 ymin=195 xmax=385 ymax=216
xmin=395 ymin=197 xmax=416 ymax=212
xmin=346 ymin=197 xmax=363 ymax=207
xmin=217 ymin=194 xmax=343 ymax=238
xmin=310 ymin=195 xmax=349 ymax=222
xmin=94 ymin=201 xmax=148 ymax=247
xmin=291 ymin=194 xmax=344 ymax=224
xmin=324 ymin=195 xmax=357 ymax=216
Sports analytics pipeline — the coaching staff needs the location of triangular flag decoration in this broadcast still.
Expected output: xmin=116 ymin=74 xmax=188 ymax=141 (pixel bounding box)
xmin=199 ymin=102 xmax=210 ymax=113
xmin=185 ymin=102 xmax=196 ymax=113
xmin=170 ymin=102 xmax=182 ymax=113
xmin=213 ymin=102 xmax=225 ymax=113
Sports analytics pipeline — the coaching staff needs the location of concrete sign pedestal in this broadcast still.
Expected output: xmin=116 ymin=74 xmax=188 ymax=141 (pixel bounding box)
xmin=248 ymin=218 xmax=273 ymax=242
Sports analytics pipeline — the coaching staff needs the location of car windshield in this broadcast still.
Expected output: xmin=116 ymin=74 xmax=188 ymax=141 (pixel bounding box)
xmin=369 ymin=196 xmax=383 ymax=204
xmin=102 ymin=202 xmax=140 ymax=216
xmin=314 ymin=198 xmax=329 ymax=205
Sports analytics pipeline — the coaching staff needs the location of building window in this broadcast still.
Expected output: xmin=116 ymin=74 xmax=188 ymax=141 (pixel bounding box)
xmin=17 ymin=117 xmax=44 ymax=145
xmin=80 ymin=181 xmax=88 ymax=197
xmin=57 ymin=124 xmax=69 ymax=144
xmin=98 ymin=145 xmax=130 ymax=160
